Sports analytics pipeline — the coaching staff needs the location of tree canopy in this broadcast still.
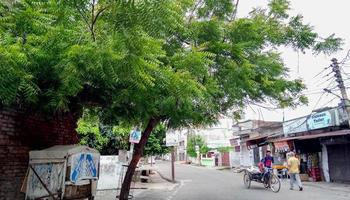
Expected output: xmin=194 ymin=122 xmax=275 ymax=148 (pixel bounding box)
xmin=187 ymin=134 xmax=210 ymax=158
xmin=77 ymin=109 xmax=130 ymax=154
xmin=0 ymin=0 xmax=342 ymax=124
xmin=76 ymin=108 xmax=168 ymax=155
xmin=0 ymin=0 xmax=342 ymax=199
xmin=144 ymin=124 xmax=169 ymax=156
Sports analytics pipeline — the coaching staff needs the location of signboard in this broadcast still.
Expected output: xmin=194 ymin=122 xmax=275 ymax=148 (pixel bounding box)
xmin=166 ymin=130 xmax=179 ymax=146
xmin=129 ymin=129 xmax=141 ymax=144
xmin=283 ymin=107 xmax=347 ymax=136
xmin=70 ymin=153 xmax=99 ymax=183
xmin=283 ymin=117 xmax=308 ymax=136
xmin=307 ymin=111 xmax=332 ymax=130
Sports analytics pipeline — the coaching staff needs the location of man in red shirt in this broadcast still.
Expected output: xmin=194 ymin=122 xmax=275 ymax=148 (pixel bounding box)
xmin=261 ymin=150 xmax=274 ymax=185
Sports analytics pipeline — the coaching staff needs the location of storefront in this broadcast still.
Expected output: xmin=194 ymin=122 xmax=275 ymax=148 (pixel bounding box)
xmin=320 ymin=132 xmax=350 ymax=183
xmin=281 ymin=106 xmax=350 ymax=182
xmin=294 ymin=139 xmax=322 ymax=181
xmin=272 ymin=140 xmax=293 ymax=169
xmin=278 ymin=130 xmax=350 ymax=182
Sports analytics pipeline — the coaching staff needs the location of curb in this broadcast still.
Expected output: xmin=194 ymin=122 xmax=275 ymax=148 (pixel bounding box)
xmin=154 ymin=169 xmax=178 ymax=183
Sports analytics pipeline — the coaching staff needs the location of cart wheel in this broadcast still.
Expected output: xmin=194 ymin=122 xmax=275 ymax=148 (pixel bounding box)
xmin=269 ymin=174 xmax=281 ymax=193
xmin=243 ymin=173 xmax=251 ymax=189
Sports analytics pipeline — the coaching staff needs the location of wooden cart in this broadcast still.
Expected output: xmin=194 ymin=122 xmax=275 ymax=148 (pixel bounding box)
xmin=24 ymin=145 xmax=100 ymax=200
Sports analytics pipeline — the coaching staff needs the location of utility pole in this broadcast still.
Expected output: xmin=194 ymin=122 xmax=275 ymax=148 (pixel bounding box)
xmin=171 ymin=146 xmax=175 ymax=182
xmin=331 ymin=58 xmax=350 ymax=126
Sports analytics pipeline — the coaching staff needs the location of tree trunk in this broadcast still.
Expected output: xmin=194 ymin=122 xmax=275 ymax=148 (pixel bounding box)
xmin=118 ymin=117 xmax=160 ymax=200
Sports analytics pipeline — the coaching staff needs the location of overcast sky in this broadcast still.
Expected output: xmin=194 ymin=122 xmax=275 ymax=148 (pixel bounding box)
xmin=239 ymin=0 xmax=350 ymax=122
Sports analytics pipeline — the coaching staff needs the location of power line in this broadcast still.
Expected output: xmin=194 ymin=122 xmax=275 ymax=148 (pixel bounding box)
xmin=339 ymin=49 xmax=350 ymax=64
xmin=313 ymin=66 xmax=331 ymax=78
xmin=314 ymin=76 xmax=335 ymax=88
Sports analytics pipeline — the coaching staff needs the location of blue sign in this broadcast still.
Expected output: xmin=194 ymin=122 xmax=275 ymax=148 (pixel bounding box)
xmin=129 ymin=129 xmax=141 ymax=143
xmin=70 ymin=153 xmax=98 ymax=183
xmin=71 ymin=154 xmax=85 ymax=183
xmin=307 ymin=111 xmax=332 ymax=130
xmin=86 ymin=154 xmax=97 ymax=177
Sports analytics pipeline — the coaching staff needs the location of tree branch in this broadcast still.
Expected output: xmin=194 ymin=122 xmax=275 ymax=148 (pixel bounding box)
xmin=91 ymin=0 xmax=96 ymax=41
xmin=74 ymin=0 xmax=91 ymax=30
xmin=188 ymin=0 xmax=203 ymax=23
xmin=92 ymin=6 xmax=108 ymax=26
xmin=230 ymin=0 xmax=240 ymax=22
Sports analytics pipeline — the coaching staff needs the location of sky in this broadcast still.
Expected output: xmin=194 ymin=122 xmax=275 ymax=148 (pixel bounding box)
xmin=238 ymin=0 xmax=350 ymax=122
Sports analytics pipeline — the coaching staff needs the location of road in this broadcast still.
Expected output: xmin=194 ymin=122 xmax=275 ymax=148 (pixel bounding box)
xmin=134 ymin=161 xmax=350 ymax=200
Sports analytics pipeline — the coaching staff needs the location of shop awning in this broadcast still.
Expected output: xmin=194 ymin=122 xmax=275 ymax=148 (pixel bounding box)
xmin=246 ymin=135 xmax=268 ymax=149
xmin=273 ymin=130 xmax=350 ymax=142
xmin=274 ymin=141 xmax=290 ymax=152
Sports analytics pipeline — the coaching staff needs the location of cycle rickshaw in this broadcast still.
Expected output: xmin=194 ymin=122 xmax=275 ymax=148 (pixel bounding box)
xmin=243 ymin=167 xmax=281 ymax=193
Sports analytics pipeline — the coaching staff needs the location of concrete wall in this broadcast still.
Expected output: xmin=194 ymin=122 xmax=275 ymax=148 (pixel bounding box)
xmin=97 ymin=156 xmax=124 ymax=190
xmin=229 ymin=150 xmax=240 ymax=167
xmin=201 ymin=157 xmax=215 ymax=167
xmin=240 ymin=143 xmax=253 ymax=167
xmin=0 ymin=108 xmax=78 ymax=200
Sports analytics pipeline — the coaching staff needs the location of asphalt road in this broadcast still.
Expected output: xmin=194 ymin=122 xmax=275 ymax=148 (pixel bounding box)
xmin=134 ymin=161 xmax=350 ymax=200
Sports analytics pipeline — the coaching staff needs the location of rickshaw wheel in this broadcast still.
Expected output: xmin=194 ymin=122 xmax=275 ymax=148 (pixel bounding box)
xmin=269 ymin=174 xmax=281 ymax=193
xmin=243 ymin=172 xmax=251 ymax=189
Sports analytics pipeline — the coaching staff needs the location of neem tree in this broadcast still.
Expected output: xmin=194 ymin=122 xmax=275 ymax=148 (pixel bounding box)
xmin=0 ymin=0 xmax=342 ymax=199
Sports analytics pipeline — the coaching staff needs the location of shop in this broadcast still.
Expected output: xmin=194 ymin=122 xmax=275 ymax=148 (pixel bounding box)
xmin=279 ymin=130 xmax=350 ymax=182
xmin=280 ymin=106 xmax=350 ymax=182
xmin=272 ymin=140 xmax=293 ymax=171
xmin=320 ymin=132 xmax=350 ymax=183
xmin=294 ymin=138 xmax=322 ymax=182
xmin=326 ymin=143 xmax=350 ymax=183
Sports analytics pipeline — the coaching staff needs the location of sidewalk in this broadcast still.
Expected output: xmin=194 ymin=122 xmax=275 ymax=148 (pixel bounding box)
xmin=303 ymin=181 xmax=350 ymax=193
xmin=96 ymin=167 xmax=177 ymax=200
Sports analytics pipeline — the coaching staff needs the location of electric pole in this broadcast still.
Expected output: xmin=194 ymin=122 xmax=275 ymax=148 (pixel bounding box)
xmin=331 ymin=58 xmax=350 ymax=126
xmin=171 ymin=146 xmax=175 ymax=183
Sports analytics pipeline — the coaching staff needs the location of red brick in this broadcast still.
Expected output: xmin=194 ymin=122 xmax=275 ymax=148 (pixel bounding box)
xmin=0 ymin=108 xmax=78 ymax=200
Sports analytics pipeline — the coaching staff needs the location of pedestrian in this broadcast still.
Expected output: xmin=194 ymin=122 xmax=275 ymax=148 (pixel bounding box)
xmin=287 ymin=152 xmax=303 ymax=191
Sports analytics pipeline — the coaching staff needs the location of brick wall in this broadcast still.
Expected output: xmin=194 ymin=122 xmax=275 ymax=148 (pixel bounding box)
xmin=0 ymin=108 xmax=79 ymax=200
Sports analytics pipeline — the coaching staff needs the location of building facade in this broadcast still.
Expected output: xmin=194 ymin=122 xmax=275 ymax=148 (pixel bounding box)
xmin=231 ymin=120 xmax=283 ymax=167
xmin=275 ymin=106 xmax=350 ymax=183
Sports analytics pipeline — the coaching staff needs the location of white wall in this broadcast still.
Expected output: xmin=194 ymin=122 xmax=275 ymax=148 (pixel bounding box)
xmin=196 ymin=116 xmax=233 ymax=148
xmin=229 ymin=150 xmax=240 ymax=167
xmin=97 ymin=156 xmax=124 ymax=190
xmin=240 ymin=143 xmax=253 ymax=167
